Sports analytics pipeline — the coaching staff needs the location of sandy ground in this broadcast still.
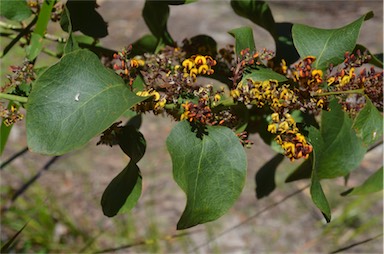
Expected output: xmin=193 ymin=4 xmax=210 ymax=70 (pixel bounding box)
xmin=1 ymin=0 xmax=383 ymax=253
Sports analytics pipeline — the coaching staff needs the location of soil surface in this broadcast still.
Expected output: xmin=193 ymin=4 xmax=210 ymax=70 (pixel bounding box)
xmin=1 ymin=1 xmax=383 ymax=253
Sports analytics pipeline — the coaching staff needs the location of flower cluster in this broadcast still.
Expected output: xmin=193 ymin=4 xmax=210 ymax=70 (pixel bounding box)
xmin=230 ymin=79 xmax=297 ymax=111
xmin=326 ymin=51 xmax=383 ymax=113
xmin=180 ymin=85 xmax=227 ymax=125
xmin=267 ymin=112 xmax=313 ymax=161
xmin=1 ymin=60 xmax=36 ymax=96
xmin=135 ymin=89 xmax=166 ymax=114
xmin=0 ymin=104 xmax=24 ymax=127
xmin=230 ymin=48 xmax=274 ymax=88
xmin=96 ymin=121 xmax=123 ymax=146
xmin=181 ymin=55 xmax=216 ymax=81
xmin=113 ymin=45 xmax=145 ymax=87
xmin=286 ymin=56 xmax=327 ymax=113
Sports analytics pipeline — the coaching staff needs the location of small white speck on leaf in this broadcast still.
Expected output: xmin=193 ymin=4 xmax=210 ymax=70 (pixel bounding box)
xmin=75 ymin=93 xmax=80 ymax=102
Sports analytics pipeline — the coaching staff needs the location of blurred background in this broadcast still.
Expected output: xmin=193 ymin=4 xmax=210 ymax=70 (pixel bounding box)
xmin=1 ymin=0 xmax=383 ymax=253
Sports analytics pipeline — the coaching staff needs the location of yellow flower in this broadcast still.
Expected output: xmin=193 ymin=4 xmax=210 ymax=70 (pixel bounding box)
xmin=190 ymin=68 xmax=198 ymax=78
xmin=316 ymin=99 xmax=324 ymax=108
xmin=198 ymin=64 xmax=209 ymax=74
xmin=136 ymin=91 xmax=150 ymax=97
xmin=267 ymin=123 xmax=277 ymax=134
xmin=182 ymin=59 xmax=194 ymax=70
xmin=282 ymin=141 xmax=295 ymax=155
xmin=278 ymin=121 xmax=289 ymax=133
xmin=194 ymin=55 xmax=207 ymax=65
xmin=130 ymin=58 xmax=145 ymax=68
xmin=151 ymin=91 xmax=161 ymax=101
xmin=155 ymin=98 xmax=166 ymax=109
xmin=327 ymin=77 xmax=335 ymax=86
xmin=281 ymin=59 xmax=287 ymax=74
xmin=230 ymin=89 xmax=240 ymax=98
xmin=311 ymin=69 xmax=323 ymax=78
xmin=284 ymin=113 xmax=295 ymax=126
xmin=271 ymin=113 xmax=279 ymax=123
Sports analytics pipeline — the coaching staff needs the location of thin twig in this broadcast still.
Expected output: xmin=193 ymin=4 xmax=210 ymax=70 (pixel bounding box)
xmin=93 ymin=229 xmax=204 ymax=253
xmin=1 ymin=156 xmax=60 ymax=213
xmin=329 ymin=233 xmax=383 ymax=254
xmin=0 ymin=146 xmax=29 ymax=170
xmin=190 ymin=184 xmax=310 ymax=252
xmin=1 ymin=16 xmax=37 ymax=58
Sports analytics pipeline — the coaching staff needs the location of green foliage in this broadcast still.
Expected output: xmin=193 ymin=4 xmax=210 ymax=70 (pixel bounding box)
xmin=241 ymin=67 xmax=287 ymax=83
xmin=309 ymin=99 xmax=366 ymax=179
xmin=0 ymin=0 xmax=32 ymax=21
xmin=0 ymin=0 xmax=382 ymax=235
xmin=352 ymin=97 xmax=383 ymax=146
xmin=341 ymin=167 xmax=383 ymax=196
xmin=26 ymin=49 xmax=146 ymax=155
xmin=167 ymin=121 xmax=247 ymax=229
xmin=292 ymin=12 xmax=373 ymax=70
xmin=26 ymin=0 xmax=55 ymax=61
xmin=228 ymin=27 xmax=255 ymax=56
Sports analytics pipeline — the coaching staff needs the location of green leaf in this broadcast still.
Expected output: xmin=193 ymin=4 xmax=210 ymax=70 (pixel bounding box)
xmin=255 ymin=153 xmax=284 ymax=199
xmin=308 ymin=99 xmax=367 ymax=179
xmin=26 ymin=0 xmax=55 ymax=61
xmin=26 ymin=49 xmax=146 ymax=155
xmin=228 ymin=27 xmax=256 ymax=56
xmin=310 ymin=141 xmax=331 ymax=222
xmin=241 ymin=67 xmax=288 ymax=83
xmin=63 ymin=0 xmax=108 ymax=38
xmin=352 ymin=97 xmax=383 ymax=146
xmin=142 ymin=1 xmax=174 ymax=46
xmin=341 ymin=167 xmax=383 ymax=196
xmin=166 ymin=121 xmax=247 ymax=229
xmin=0 ymin=0 xmax=32 ymax=21
xmin=118 ymin=125 xmax=146 ymax=163
xmin=101 ymin=161 xmax=142 ymax=217
xmin=292 ymin=12 xmax=373 ymax=70
xmin=230 ymin=0 xmax=276 ymax=38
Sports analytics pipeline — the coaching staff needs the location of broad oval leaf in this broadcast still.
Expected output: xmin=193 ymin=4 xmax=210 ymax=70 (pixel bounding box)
xmin=228 ymin=27 xmax=256 ymax=56
xmin=0 ymin=0 xmax=32 ymax=21
xmin=352 ymin=97 xmax=383 ymax=146
xmin=292 ymin=12 xmax=373 ymax=70
xmin=27 ymin=49 xmax=146 ymax=155
xmin=308 ymin=99 xmax=367 ymax=179
xmin=101 ymin=161 xmax=142 ymax=217
xmin=167 ymin=121 xmax=247 ymax=229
